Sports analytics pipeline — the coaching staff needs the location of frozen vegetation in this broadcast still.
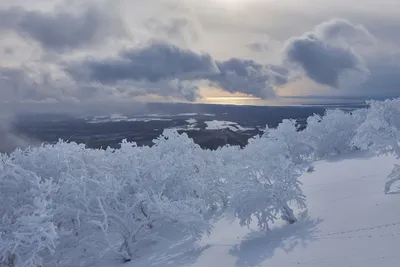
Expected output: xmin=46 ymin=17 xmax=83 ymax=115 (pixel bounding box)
xmin=1 ymin=98 xmax=400 ymax=266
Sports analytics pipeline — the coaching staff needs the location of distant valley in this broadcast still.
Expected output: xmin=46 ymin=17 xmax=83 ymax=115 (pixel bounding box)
xmin=13 ymin=102 xmax=367 ymax=150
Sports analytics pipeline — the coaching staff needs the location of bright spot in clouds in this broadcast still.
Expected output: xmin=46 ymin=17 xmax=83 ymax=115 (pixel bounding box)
xmin=209 ymin=0 xmax=250 ymax=9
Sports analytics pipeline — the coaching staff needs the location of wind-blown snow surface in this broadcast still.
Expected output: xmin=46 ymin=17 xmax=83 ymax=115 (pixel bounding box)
xmin=120 ymin=153 xmax=400 ymax=267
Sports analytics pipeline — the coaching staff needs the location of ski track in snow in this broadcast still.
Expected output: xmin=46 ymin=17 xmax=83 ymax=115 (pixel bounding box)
xmin=105 ymin=153 xmax=400 ymax=267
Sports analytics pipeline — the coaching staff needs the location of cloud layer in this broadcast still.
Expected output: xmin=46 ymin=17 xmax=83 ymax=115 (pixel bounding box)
xmin=65 ymin=41 xmax=288 ymax=101
xmin=0 ymin=5 xmax=126 ymax=52
xmin=68 ymin=41 xmax=219 ymax=84
xmin=0 ymin=0 xmax=400 ymax=104
xmin=283 ymin=19 xmax=371 ymax=88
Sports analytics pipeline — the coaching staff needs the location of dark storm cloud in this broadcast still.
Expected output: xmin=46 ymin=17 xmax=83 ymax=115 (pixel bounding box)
xmin=285 ymin=35 xmax=363 ymax=88
xmin=68 ymin=41 xmax=219 ymax=84
xmin=209 ymin=58 xmax=288 ymax=98
xmin=0 ymin=48 xmax=205 ymax=103
xmin=0 ymin=6 xmax=125 ymax=51
xmin=66 ymin=41 xmax=289 ymax=100
xmin=0 ymin=64 xmax=197 ymax=103
xmin=284 ymin=19 xmax=370 ymax=88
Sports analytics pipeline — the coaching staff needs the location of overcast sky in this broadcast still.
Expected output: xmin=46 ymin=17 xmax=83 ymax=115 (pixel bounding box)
xmin=1 ymin=0 xmax=400 ymax=106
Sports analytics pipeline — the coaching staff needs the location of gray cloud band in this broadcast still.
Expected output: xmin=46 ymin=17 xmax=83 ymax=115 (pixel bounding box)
xmin=65 ymin=41 xmax=288 ymax=101
xmin=0 ymin=5 xmax=126 ymax=51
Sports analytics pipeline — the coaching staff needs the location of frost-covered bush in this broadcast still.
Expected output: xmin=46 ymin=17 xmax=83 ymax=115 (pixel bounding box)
xmin=2 ymin=131 xmax=216 ymax=266
xmin=8 ymin=142 xmax=110 ymax=266
xmin=229 ymin=136 xmax=306 ymax=231
xmin=263 ymin=119 xmax=314 ymax=165
xmin=262 ymin=109 xmax=367 ymax=164
xmin=0 ymin=156 xmax=57 ymax=267
xmin=384 ymin=164 xmax=400 ymax=194
xmin=8 ymin=97 xmax=400 ymax=266
xmin=209 ymin=144 xmax=243 ymax=209
xmin=353 ymin=98 xmax=400 ymax=193
xmin=353 ymin=99 xmax=400 ymax=155
xmin=302 ymin=108 xmax=367 ymax=159
xmin=137 ymin=130 xmax=226 ymax=210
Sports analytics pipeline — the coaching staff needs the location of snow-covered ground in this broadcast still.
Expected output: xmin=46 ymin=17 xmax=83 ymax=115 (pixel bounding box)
xmin=86 ymin=113 xmax=215 ymax=123
xmin=85 ymin=114 xmax=258 ymax=133
xmin=87 ymin=114 xmax=173 ymax=123
xmin=121 ymin=153 xmax=400 ymax=267
xmin=205 ymin=120 xmax=254 ymax=131
xmin=168 ymin=119 xmax=255 ymax=132
xmin=169 ymin=118 xmax=200 ymax=131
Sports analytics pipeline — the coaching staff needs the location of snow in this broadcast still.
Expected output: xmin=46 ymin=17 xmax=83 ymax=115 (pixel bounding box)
xmin=205 ymin=120 xmax=254 ymax=131
xmin=87 ymin=114 xmax=173 ymax=123
xmin=4 ymin=98 xmax=400 ymax=267
xmin=86 ymin=113 xmax=215 ymax=123
xmin=174 ymin=113 xmax=215 ymax=117
xmin=186 ymin=118 xmax=197 ymax=124
xmin=177 ymin=113 xmax=199 ymax=116
xmin=168 ymin=118 xmax=200 ymax=131
xmin=123 ymin=153 xmax=400 ymax=267
xmin=182 ymin=118 xmax=199 ymax=130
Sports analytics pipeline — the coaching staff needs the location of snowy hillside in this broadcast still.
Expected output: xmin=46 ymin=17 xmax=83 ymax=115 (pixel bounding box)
xmin=128 ymin=153 xmax=400 ymax=267
xmin=2 ymin=98 xmax=400 ymax=267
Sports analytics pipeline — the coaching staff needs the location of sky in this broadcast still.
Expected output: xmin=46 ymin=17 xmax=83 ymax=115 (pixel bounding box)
xmin=1 ymin=0 xmax=400 ymax=107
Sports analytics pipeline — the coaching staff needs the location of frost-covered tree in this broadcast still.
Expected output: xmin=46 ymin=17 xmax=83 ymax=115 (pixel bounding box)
xmin=84 ymin=132 xmax=211 ymax=261
xmin=0 ymin=156 xmax=57 ymax=267
xmin=150 ymin=130 xmax=231 ymax=210
xmin=206 ymin=144 xmax=243 ymax=209
xmin=6 ymin=143 xmax=113 ymax=266
xmin=353 ymin=99 xmax=400 ymax=155
xmin=263 ymin=119 xmax=314 ymax=165
xmin=4 ymin=131 xmax=213 ymax=265
xmin=303 ymin=108 xmax=367 ymax=159
xmin=229 ymin=136 xmax=306 ymax=231
xmin=385 ymin=164 xmax=400 ymax=194
xmin=10 ymin=97 xmax=400 ymax=266
xmin=353 ymin=99 xmax=400 ymax=193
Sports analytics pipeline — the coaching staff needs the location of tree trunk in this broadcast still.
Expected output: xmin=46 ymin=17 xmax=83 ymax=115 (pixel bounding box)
xmin=279 ymin=199 xmax=297 ymax=224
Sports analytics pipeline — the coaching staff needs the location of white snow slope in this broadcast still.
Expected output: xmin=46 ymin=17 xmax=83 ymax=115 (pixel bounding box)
xmin=119 ymin=153 xmax=400 ymax=267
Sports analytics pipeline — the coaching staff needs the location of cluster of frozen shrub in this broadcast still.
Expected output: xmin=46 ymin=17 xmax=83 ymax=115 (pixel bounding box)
xmin=1 ymin=98 xmax=400 ymax=266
